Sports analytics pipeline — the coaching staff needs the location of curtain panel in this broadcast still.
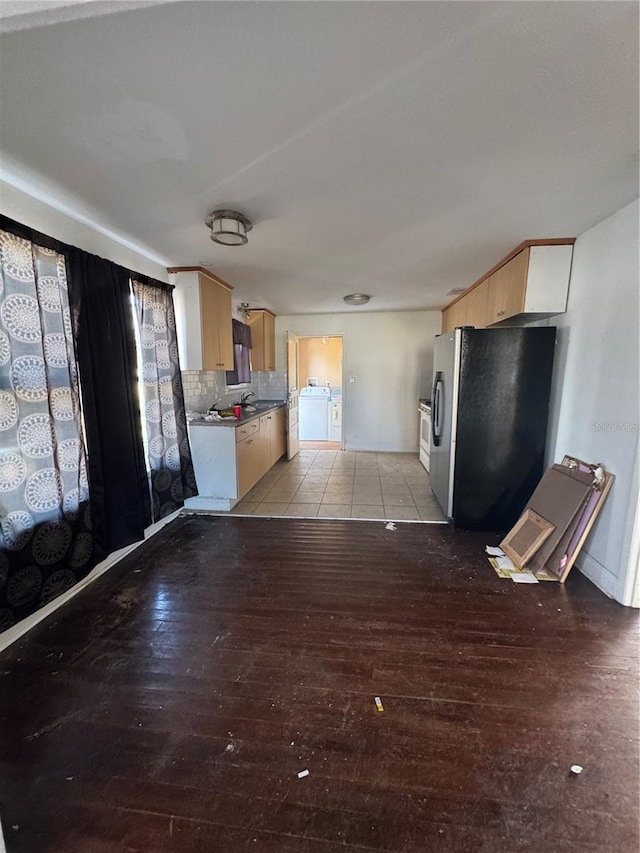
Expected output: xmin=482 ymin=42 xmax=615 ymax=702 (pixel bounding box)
xmin=67 ymin=248 xmax=151 ymax=553
xmin=132 ymin=280 xmax=197 ymax=518
xmin=0 ymin=230 xmax=95 ymax=630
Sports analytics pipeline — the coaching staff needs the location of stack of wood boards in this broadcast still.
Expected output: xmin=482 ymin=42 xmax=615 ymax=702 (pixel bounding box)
xmin=499 ymin=456 xmax=614 ymax=583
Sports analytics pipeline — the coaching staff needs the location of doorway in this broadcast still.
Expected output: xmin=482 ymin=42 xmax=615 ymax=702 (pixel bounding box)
xmin=298 ymin=336 xmax=343 ymax=447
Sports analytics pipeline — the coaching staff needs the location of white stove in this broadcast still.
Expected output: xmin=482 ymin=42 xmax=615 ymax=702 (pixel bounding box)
xmin=418 ymin=401 xmax=431 ymax=472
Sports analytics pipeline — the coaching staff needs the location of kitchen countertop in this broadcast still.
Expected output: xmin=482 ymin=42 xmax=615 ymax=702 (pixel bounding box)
xmin=187 ymin=400 xmax=286 ymax=428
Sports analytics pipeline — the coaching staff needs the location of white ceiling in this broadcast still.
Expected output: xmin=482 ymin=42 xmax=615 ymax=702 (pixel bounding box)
xmin=0 ymin=1 xmax=638 ymax=314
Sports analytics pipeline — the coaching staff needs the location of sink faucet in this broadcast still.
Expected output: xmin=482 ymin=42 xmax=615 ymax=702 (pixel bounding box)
xmin=240 ymin=391 xmax=255 ymax=405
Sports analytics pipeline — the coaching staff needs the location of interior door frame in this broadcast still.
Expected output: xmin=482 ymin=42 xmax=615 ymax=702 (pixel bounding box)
xmin=622 ymin=494 xmax=640 ymax=607
xmin=297 ymin=333 xmax=345 ymax=449
xmin=286 ymin=332 xmax=300 ymax=460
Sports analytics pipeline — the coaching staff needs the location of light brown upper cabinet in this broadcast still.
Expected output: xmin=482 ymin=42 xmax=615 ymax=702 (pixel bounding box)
xmin=167 ymin=267 xmax=234 ymax=371
xmin=442 ymin=278 xmax=489 ymax=332
xmin=441 ymin=298 xmax=467 ymax=333
xmin=464 ymin=278 xmax=489 ymax=328
xmin=246 ymin=309 xmax=276 ymax=372
xmin=200 ymin=274 xmax=234 ymax=370
xmin=486 ymin=249 xmax=529 ymax=325
xmin=441 ymin=240 xmax=574 ymax=331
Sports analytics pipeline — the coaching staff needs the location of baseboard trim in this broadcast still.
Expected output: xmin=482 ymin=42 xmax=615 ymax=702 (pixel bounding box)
xmin=0 ymin=509 xmax=182 ymax=654
xmin=577 ymin=551 xmax=621 ymax=603
xmin=185 ymin=496 xmax=234 ymax=511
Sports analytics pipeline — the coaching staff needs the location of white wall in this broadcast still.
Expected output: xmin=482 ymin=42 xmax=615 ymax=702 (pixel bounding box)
xmin=545 ymin=199 xmax=639 ymax=603
xmin=276 ymin=311 xmax=441 ymax=452
xmin=0 ymin=180 xmax=168 ymax=281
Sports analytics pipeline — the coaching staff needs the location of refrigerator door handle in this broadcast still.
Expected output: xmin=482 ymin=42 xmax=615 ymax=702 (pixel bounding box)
xmin=432 ymin=372 xmax=444 ymax=447
xmin=431 ymin=374 xmax=438 ymax=444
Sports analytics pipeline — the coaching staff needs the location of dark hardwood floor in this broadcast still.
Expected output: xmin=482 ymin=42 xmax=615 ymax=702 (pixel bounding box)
xmin=1 ymin=514 xmax=638 ymax=852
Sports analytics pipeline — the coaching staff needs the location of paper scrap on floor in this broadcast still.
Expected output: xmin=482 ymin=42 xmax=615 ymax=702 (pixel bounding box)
xmin=511 ymin=571 xmax=539 ymax=584
xmin=485 ymin=546 xmax=505 ymax=556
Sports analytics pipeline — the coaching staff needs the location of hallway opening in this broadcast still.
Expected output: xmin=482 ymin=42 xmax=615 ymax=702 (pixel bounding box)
xmin=298 ymin=336 xmax=343 ymax=446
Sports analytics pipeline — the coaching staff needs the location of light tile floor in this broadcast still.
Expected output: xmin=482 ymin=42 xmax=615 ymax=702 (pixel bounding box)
xmin=229 ymin=449 xmax=447 ymax=522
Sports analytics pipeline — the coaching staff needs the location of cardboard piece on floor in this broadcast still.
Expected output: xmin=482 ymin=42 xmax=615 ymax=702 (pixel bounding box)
xmin=525 ymin=465 xmax=593 ymax=575
xmin=550 ymin=457 xmax=615 ymax=582
xmin=497 ymin=457 xmax=614 ymax=584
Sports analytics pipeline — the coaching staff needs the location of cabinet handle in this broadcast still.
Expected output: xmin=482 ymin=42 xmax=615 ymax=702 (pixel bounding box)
xmin=497 ymin=310 xmax=505 ymax=316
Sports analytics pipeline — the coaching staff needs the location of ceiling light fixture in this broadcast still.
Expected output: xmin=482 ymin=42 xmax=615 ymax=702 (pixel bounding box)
xmin=205 ymin=209 xmax=253 ymax=246
xmin=343 ymin=293 xmax=370 ymax=306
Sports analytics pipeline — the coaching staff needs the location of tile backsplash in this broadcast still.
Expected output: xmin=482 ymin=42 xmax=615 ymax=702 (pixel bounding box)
xmin=182 ymin=370 xmax=287 ymax=412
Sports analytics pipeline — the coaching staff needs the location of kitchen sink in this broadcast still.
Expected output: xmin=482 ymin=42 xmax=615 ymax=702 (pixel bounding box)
xmin=252 ymin=401 xmax=282 ymax=410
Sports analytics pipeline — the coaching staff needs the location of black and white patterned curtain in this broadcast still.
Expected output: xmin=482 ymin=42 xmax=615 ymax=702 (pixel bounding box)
xmin=0 ymin=230 xmax=95 ymax=631
xmin=131 ymin=279 xmax=197 ymax=519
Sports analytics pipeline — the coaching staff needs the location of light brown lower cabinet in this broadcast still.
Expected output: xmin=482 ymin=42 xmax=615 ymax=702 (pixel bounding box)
xmin=236 ymin=434 xmax=264 ymax=499
xmin=236 ymin=408 xmax=287 ymax=499
xmin=273 ymin=408 xmax=287 ymax=461
xmin=188 ymin=408 xmax=288 ymax=507
xmin=263 ymin=407 xmax=287 ymax=465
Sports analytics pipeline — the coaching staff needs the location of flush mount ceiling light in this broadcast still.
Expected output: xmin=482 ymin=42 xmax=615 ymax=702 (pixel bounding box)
xmin=205 ymin=209 xmax=253 ymax=246
xmin=343 ymin=293 xmax=370 ymax=306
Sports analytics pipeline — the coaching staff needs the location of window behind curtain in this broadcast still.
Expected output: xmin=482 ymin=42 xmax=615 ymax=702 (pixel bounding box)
xmin=131 ymin=279 xmax=197 ymax=520
xmin=0 ymin=230 xmax=95 ymax=630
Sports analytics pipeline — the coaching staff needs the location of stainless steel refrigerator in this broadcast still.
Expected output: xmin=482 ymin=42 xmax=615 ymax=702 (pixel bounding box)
xmin=430 ymin=326 xmax=556 ymax=530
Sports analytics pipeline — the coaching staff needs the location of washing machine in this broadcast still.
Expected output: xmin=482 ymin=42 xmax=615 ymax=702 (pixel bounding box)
xmin=328 ymin=388 xmax=342 ymax=441
xmin=299 ymin=386 xmax=331 ymax=440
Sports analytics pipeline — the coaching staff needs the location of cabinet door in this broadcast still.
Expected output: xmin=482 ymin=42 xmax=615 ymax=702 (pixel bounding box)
xmin=441 ymin=298 xmax=466 ymax=332
xmin=263 ymin=312 xmax=276 ymax=371
xmin=256 ymin=416 xmax=271 ymax=478
xmin=200 ymin=275 xmax=234 ymax=370
xmin=247 ymin=313 xmax=266 ymax=371
xmin=199 ymin=276 xmax=223 ymax=370
xmin=487 ymin=249 xmax=528 ymax=324
xmin=216 ymin=283 xmax=234 ymax=370
xmin=271 ymin=408 xmax=286 ymax=463
xmin=259 ymin=414 xmax=273 ymax=466
xmin=247 ymin=310 xmax=276 ymax=372
xmin=465 ymin=278 xmax=489 ymax=328
xmin=237 ymin=434 xmax=260 ymax=498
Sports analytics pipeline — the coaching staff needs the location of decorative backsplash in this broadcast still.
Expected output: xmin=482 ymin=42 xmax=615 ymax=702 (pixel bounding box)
xmin=182 ymin=370 xmax=287 ymax=412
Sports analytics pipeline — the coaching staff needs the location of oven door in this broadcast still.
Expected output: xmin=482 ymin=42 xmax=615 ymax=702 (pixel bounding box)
xmin=419 ymin=406 xmax=431 ymax=472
